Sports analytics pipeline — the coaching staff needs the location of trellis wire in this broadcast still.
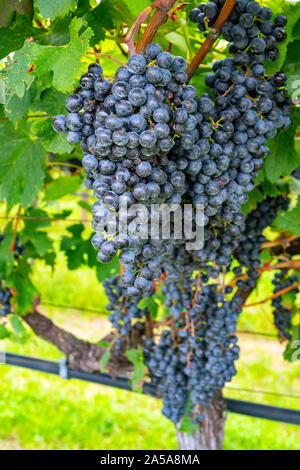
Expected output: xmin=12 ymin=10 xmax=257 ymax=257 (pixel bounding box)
xmin=40 ymin=301 xmax=278 ymax=338
xmin=2 ymin=353 xmax=300 ymax=426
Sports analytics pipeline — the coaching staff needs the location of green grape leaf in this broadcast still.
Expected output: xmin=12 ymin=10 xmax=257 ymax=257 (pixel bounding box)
xmin=124 ymin=345 xmax=147 ymax=392
xmin=32 ymin=88 xmax=68 ymax=116
xmin=23 ymin=207 xmax=51 ymax=229
xmin=61 ymin=224 xmax=93 ymax=270
xmin=85 ymin=0 xmax=152 ymax=46
xmin=5 ymin=83 xmax=36 ymax=123
xmin=37 ymin=15 xmax=72 ymax=46
xmin=0 ymin=230 xmax=15 ymax=277
xmin=33 ymin=17 xmax=94 ymax=93
xmin=76 ymin=0 xmax=90 ymax=18
xmin=242 ymin=188 xmax=264 ymax=215
xmin=52 ymin=209 xmax=73 ymax=220
xmin=122 ymin=0 xmax=152 ymax=17
xmin=47 ymin=133 xmax=74 ymax=154
xmin=260 ymin=180 xmax=281 ymax=197
xmin=77 ymin=200 xmax=91 ymax=212
xmin=1 ymin=40 xmax=35 ymax=97
xmin=283 ymin=40 xmax=300 ymax=100
xmin=0 ymin=81 xmax=5 ymax=104
xmin=274 ymin=205 xmax=300 ymax=237
xmin=98 ymin=342 xmax=112 ymax=372
xmin=282 ymin=290 xmax=297 ymax=310
xmin=43 ymin=251 xmax=56 ymax=267
xmin=284 ymin=325 xmax=300 ymax=362
xmin=32 ymin=118 xmax=74 ymax=154
xmin=0 ymin=324 xmax=10 ymax=340
xmin=259 ymin=249 xmax=272 ymax=264
xmin=28 ymin=231 xmax=53 ymax=257
xmin=43 ymin=175 xmax=82 ymax=203
xmin=0 ymin=0 xmax=33 ymax=28
xmin=84 ymin=4 xmax=112 ymax=45
xmin=0 ymin=14 xmax=35 ymax=60
xmin=0 ymin=121 xmax=46 ymax=207
xmin=138 ymin=293 xmax=163 ymax=319
xmin=289 ymin=176 xmax=300 ymax=195
xmin=9 ymin=313 xmax=30 ymax=341
xmin=8 ymin=261 xmax=38 ymax=315
xmin=179 ymin=400 xmax=198 ymax=434
xmin=265 ymin=0 xmax=300 ymax=74
xmin=264 ymin=108 xmax=300 ymax=183
xmin=35 ymin=0 xmax=78 ymax=19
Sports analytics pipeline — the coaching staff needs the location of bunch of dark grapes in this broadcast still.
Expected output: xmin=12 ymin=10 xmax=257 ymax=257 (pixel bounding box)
xmin=231 ymin=195 xmax=289 ymax=292
xmin=52 ymin=0 xmax=292 ymax=428
xmin=190 ymin=0 xmax=287 ymax=64
xmin=234 ymin=196 xmax=289 ymax=269
xmin=0 ymin=235 xmax=24 ymax=316
xmin=271 ymin=271 xmax=298 ymax=340
xmin=144 ymin=267 xmax=242 ymax=424
xmin=53 ymin=44 xmax=207 ymax=296
xmin=103 ymin=275 xmax=147 ymax=352
xmin=292 ymin=166 xmax=300 ymax=180
xmin=0 ymin=276 xmax=12 ymax=317
xmin=187 ymin=1 xmax=290 ymax=272
xmin=190 ymin=1 xmax=222 ymax=30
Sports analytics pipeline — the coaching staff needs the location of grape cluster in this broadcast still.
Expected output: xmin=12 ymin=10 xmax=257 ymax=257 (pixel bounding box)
xmin=144 ymin=269 xmax=242 ymax=423
xmin=0 ymin=235 xmax=24 ymax=317
xmin=271 ymin=271 xmax=298 ymax=340
xmin=186 ymin=1 xmax=290 ymax=271
xmin=190 ymin=0 xmax=287 ymax=64
xmin=52 ymin=0 xmax=292 ymax=427
xmin=53 ymin=45 xmax=209 ymax=296
xmin=103 ymin=275 xmax=147 ymax=352
xmin=0 ymin=276 xmax=12 ymax=317
xmin=234 ymin=196 xmax=289 ymax=269
xmin=232 ymin=195 xmax=289 ymax=292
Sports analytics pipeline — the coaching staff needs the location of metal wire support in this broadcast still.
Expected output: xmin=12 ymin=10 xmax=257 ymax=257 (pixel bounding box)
xmin=2 ymin=353 xmax=300 ymax=426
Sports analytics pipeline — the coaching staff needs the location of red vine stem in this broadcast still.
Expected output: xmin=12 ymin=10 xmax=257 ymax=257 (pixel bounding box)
xmin=125 ymin=0 xmax=160 ymax=56
xmin=86 ymin=52 xmax=125 ymax=66
xmin=261 ymin=236 xmax=298 ymax=249
xmin=243 ymin=281 xmax=300 ymax=308
xmin=226 ymin=260 xmax=300 ymax=291
xmin=186 ymin=0 xmax=237 ymax=81
xmin=135 ymin=0 xmax=178 ymax=54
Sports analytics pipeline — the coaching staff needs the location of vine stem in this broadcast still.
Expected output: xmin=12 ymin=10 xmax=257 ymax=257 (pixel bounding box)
xmin=9 ymin=204 xmax=22 ymax=253
xmin=243 ymin=281 xmax=300 ymax=308
xmin=186 ymin=0 xmax=237 ymax=81
xmin=261 ymin=236 xmax=298 ymax=249
xmin=225 ymin=259 xmax=300 ymax=291
xmin=86 ymin=52 xmax=125 ymax=66
xmin=135 ymin=0 xmax=178 ymax=54
xmin=125 ymin=1 xmax=160 ymax=56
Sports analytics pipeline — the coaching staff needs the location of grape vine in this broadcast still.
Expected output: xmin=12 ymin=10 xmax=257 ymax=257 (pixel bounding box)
xmin=50 ymin=0 xmax=297 ymax=427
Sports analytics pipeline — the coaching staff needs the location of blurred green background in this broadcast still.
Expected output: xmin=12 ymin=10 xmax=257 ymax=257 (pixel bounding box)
xmin=0 ymin=194 xmax=299 ymax=450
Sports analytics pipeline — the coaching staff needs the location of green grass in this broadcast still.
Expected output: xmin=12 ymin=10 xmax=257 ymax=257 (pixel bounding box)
xmin=0 ymin=356 xmax=299 ymax=450
xmin=0 ymin=198 xmax=300 ymax=450
xmin=1 ymin=309 xmax=299 ymax=450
